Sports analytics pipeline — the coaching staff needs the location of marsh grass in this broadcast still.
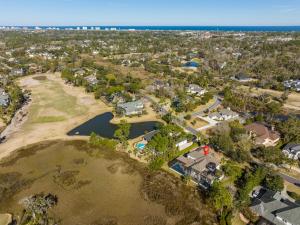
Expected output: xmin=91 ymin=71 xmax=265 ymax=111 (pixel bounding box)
xmin=0 ymin=140 xmax=217 ymax=225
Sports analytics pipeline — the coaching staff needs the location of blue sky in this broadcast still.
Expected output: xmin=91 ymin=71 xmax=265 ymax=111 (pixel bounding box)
xmin=0 ymin=0 xmax=299 ymax=26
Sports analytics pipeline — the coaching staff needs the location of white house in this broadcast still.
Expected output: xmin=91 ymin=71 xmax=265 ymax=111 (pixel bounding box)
xmin=186 ymin=84 xmax=206 ymax=96
xmin=282 ymin=144 xmax=300 ymax=160
xmin=175 ymin=138 xmax=193 ymax=150
xmin=208 ymin=108 xmax=239 ymax=121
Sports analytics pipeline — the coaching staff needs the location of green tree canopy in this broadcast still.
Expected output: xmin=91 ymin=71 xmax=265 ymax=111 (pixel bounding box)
xmin=209 ymin=182 xmax=233 ymax=213
xmin=264 ymin=174 xmax=284 ymax=192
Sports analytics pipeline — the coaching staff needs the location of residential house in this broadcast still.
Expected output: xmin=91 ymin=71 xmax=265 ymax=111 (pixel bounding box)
xmin=283 ymin=80 xmax=300 ymax=92
xmin=208 ymin=108 xmax=239 ymax=121
xmin=186 ymin=84 xmax=206 ymax=96
xmin=10 ymin=68 xmax=25 ymax=77
xmin=172 ymin=146 xmax=222 ymax=189
xmin=282 ymin=144 xmax=300 ymax=160
xmin=153 ymin=80 xmax=169 ymax=90
xmin=106 ymin=93 xmax=126 ymax=104
xmin=186 ymin=52 xmax=200 ymax=60
xmin=175 ymin=138 xmax=193 ymax=151
xmin=143 ymin=130 xmax=160 ymax=142
xmin=245 ymin=123 xmax=280 ymax=147
xmin=117 ymin=100 xmax=144 ymax=116
xmin=0 ymin=88 xmax=9 ymax=107
xmin=250 ymin=188 xmax=300 ymax=225
xmin=84 ymin=75 xmax=98 ymax=86
xmin=233 ymin=73 xmax=253 ymax=82
xmin=74 ymin=68 xmax=85 ymax=77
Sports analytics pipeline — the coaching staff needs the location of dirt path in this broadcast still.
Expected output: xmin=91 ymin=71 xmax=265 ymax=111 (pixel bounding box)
xmin=0 ymin=73 xmax=112 ymax=160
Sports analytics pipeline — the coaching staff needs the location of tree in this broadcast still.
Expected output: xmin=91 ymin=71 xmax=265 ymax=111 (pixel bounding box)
xmin=148 ymin=157 xmax=164 ymax=171
xmin=209 ymin=182 xmax=233 ymax=214
xmin=20 ymin=193 xmax=58 ymax=225
xmin=162 ymin=113 xmax=173 ymax=124
xmin=210 ymin=132 xmax=234 ymax=154
xmin=222 ymin=161 xmax=243 ymax=182
xmin=264 ymin=174 xmax=284 ymax=192
xmin=61 ymin=68 xmax=74 ymax=82
xmin=114 ymin=120 xmax=131 ymax=147
xmin=252 ymin=146 xmax=284 ymax=165
xmin=238 ymin=167 xmax=267 ymax=206
xmin=277 ymin=117 xmax=300 ymax=144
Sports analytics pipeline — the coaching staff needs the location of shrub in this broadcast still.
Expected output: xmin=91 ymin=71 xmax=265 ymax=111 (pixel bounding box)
xmin=184 ymin=114 xmax=192 ymax=120
xmin=148 ymin=157 xmax=165 ymax=171
xmin=287 ymin=191 xmax=300 ymax=201
xmin=89 ymin=132 xmax=117 ymax=150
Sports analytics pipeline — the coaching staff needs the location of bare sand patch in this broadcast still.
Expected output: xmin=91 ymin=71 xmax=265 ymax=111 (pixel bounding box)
xmin=0 ymin=214 xmax=12 ymax=225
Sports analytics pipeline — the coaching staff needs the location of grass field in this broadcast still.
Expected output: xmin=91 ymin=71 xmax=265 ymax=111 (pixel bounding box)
xmin=27 ymin=76 xmax=87 ymax=124
xmin=0 ymin=73 xmax=112 ymax=160
xmin=286 ymin=181 xmax=300 ymax=195
xmin=188 ymin=117 xmax=209 ymax=129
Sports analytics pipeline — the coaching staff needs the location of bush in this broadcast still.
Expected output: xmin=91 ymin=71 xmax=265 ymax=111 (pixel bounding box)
xmin=287 ymin=191 xmax=300 ymax=201
xmin=148 ymin=157 xmax=165 ymax=171
xmin=264 ymin=174 xmax=284 ymax=192
xmin=89 ymin=132 xmax=117 ymax=151
xmin=184 ymin=114 xmax=192 ymax=120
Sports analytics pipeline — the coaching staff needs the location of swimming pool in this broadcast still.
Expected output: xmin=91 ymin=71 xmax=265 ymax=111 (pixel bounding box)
xmin=136 ymin=143 xmax=146 ymax=150
xmin=171 ymin=163 xmax=185 ymax=175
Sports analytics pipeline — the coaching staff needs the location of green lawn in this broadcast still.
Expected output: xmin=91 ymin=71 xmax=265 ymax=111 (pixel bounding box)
xmin=27 ymin=79 xmax=87 ymax=124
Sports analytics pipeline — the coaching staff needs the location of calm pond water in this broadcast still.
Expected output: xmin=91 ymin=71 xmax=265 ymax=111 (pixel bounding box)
xmin=67 ymin=112 xmax=161 ymax=139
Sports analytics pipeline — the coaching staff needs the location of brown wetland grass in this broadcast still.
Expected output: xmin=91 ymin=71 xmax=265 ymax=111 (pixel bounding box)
xmin=0 ymin=140 xmax=217 ymax=225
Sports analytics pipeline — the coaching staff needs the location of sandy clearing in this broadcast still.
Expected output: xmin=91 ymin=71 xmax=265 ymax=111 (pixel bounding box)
xmin=0 ymin=214 xmax=12 ymax=225
xmin=239 ymin=86 xmax=300 ymax=112
xmin=0 ymin=73 xmax=112 ymax=160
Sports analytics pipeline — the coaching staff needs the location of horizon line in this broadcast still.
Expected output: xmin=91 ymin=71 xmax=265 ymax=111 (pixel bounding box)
xmin=1 ymin=25 xmax=300 ymax=27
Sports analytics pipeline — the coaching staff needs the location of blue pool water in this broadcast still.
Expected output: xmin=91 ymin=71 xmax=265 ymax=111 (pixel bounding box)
xmin=171 ymin=163 xmax=185 ymax=175
xmin=136 ymin=143 xmax=146 ymax=150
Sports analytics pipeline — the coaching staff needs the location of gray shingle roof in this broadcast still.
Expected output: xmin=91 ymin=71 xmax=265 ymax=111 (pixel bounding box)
xmin=250 ymin=190 xmax=300 ymax=225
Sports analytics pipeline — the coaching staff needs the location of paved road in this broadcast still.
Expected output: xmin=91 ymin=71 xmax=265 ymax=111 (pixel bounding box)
xmin=279 ymin=172 xmax=300 ymax=186
xmin=192 ymin=96 xmax=222 ymax=117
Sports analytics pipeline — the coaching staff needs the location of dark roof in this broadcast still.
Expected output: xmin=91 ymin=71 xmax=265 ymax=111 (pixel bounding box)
xmin=250 ymin=189 xmax=300 ymax=225
xmin=283 ymin=143 xmax=300 ymax=153
xmin=235 ymin=73 xmax=251 ymax=80
xmin=144 ymin=130 xmax=159 ymax=142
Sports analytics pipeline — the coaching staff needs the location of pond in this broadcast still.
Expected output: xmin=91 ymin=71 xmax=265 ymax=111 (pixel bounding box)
xmin=67 ymin=112 xmax=161 ymax=139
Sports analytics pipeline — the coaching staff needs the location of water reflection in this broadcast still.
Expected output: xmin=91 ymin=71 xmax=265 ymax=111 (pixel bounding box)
xmin=67 ymin=112 xmax=161 ymax=139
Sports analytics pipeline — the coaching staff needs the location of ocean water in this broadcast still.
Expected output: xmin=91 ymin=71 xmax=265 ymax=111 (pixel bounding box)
xmin=3 ymin=25 xmax=300 ymax=32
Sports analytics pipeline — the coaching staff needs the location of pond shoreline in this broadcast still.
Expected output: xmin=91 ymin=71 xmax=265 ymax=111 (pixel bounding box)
xmin=67 ymin=112 xmax=162 ymax=139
